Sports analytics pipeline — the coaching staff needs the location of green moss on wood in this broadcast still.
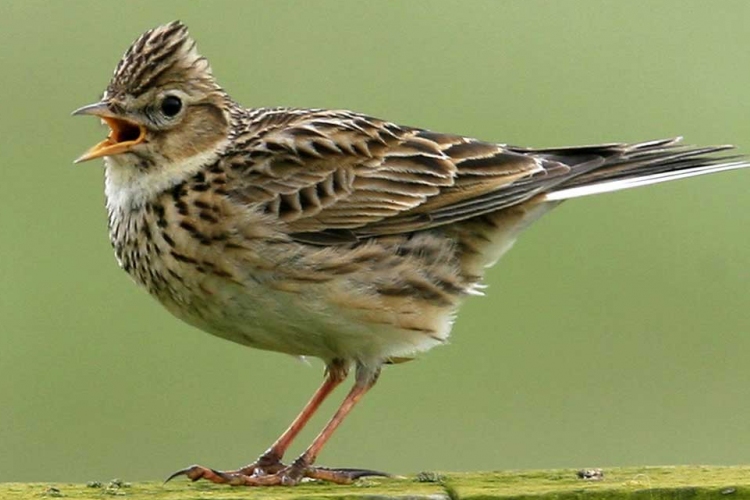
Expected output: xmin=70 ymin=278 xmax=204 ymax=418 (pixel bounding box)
xmin=2 ymin=466 xmax=750 ymax=499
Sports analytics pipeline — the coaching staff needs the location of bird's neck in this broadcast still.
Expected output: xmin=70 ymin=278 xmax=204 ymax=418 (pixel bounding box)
xmin=103 ymin=144 xmax=226 ymax=214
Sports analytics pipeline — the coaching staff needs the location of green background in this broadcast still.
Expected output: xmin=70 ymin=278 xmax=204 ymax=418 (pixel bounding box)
xmin=1 ymin=0 xmax=749 ymax=483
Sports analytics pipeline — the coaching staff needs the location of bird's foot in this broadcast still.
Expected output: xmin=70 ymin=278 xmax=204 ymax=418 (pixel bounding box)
xmin=165 ymin=456 xmax=388 ymax=487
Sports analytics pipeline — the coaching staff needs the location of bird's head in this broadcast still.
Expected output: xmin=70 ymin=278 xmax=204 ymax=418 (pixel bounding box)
xmin=73 ymin=21 xmax=231 ymax=171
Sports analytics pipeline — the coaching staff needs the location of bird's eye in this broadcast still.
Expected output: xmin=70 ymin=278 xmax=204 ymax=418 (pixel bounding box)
xmin=160 ymin=95 xmax=182 ymax=117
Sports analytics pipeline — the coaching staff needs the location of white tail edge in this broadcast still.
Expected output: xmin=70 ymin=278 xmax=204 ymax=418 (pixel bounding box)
xmin=543 ymin=161 xmax=750 ymax=202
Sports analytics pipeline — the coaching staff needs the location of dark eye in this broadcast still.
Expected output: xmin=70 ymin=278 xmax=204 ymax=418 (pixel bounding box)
xmin=160 ymin=95 xmax=182 ymax=117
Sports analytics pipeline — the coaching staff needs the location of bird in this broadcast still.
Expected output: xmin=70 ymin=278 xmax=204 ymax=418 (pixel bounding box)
xmin=73 ymin=21 xmax=748 ymax=487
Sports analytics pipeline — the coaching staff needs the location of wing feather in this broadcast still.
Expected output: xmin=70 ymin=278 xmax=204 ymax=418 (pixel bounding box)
xmin=222 ymin=109 xmax=743 ymax=245
xmin=225 ymin=109 xmax=546 ymax=239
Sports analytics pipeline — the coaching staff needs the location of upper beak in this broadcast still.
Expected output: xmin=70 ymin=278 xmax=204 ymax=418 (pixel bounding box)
xmin=72 ymin=101 xmax=146 ymax=163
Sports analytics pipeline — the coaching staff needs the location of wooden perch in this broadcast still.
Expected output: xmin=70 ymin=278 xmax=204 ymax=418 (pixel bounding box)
xmin=2 ymin=465 xmax=749 ymax=499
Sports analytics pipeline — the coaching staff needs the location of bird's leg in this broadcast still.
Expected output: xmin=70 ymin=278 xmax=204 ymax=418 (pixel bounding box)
xmin=250 ymin=359 xmax=350 ymax=472
xmin=274 ymin=364 xmax=388 ymax=486
xmin=166 ymin=363 xmax=388 ymax=487
xmin=166 ymin=359 xmax=348 ymax=484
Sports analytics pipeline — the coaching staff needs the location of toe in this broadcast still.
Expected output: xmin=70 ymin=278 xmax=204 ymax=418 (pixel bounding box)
xmin=164 ymin=464 xmax=254 ymax=485
xmin=164 ymin=461 xmax=389 ymax=487
xmin=306 ymin=466 xmax=391 ymax=484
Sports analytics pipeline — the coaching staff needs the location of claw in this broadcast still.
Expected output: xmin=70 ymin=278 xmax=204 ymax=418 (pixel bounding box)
xmin=330 ymin=467 xmax=391 ymax=478
xmin=164 ymin=466 xmax=193 ymax=484
xmin=307 ymin=466 xmax=391 ymax=484
xmin=164 ymin=464 xmax=234 ymax=484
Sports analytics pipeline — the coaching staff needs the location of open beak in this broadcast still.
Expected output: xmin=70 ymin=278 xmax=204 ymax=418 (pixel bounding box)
xmin=72 ymin=102 xmax=146 ymax=163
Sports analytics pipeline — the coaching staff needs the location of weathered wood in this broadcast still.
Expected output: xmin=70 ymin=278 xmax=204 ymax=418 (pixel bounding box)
xmin=3 ymin=466 xmax=750 ymax=499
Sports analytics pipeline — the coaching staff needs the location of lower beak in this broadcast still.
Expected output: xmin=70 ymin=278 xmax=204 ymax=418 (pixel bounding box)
xmin=72 ymin=102 xmax=146 ymax=163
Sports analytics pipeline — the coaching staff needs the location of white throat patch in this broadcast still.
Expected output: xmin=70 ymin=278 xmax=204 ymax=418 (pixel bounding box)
xmin=104 ymin=145 xmax=225 ymax=212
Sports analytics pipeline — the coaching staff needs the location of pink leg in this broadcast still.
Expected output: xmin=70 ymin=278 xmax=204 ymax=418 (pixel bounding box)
xmin=166 ymin=363 xmax=387 ymax=487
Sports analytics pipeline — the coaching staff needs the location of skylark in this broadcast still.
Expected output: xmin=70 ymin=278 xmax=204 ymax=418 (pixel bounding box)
xmin=73 ymin=21 xmax=749 ymax=487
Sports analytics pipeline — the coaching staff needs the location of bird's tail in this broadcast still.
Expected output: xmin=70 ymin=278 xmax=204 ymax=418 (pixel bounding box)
xmin=536 ymin=138 xmax=748 ymax=201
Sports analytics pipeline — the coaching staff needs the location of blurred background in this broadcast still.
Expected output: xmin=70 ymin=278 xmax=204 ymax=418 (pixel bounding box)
xmin=1 ymin=0 xmax=749 ymax=483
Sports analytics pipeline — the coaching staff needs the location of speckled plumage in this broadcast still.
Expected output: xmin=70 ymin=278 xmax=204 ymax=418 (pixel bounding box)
xmin=74 ymin=21 xmax=748 ymax=486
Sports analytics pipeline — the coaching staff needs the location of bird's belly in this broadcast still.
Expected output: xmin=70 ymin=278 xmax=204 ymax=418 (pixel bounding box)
xmin=157 ymin=273 xmax=452 ymax=364
xmin=115 ymin=210 xmax=465 ymax=365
